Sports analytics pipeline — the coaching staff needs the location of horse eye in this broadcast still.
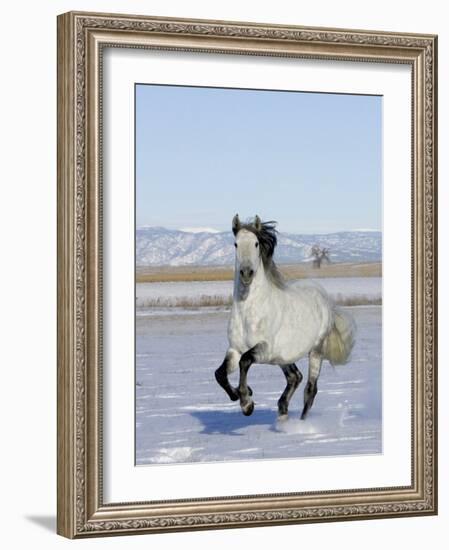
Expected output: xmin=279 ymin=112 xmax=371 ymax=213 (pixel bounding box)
xmin=234 ymin=243 xmax=237 ymax=248
xmin=255 ymin=242 xmax=259 ymax=248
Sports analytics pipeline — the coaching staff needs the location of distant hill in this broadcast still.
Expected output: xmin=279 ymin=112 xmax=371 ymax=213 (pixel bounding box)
xmin=136 ymin=227 xmax=382 ymax=267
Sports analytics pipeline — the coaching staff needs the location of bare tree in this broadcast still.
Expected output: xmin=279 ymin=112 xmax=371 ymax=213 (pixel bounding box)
xmin=311 ymin=245 xmax=330 ymax=268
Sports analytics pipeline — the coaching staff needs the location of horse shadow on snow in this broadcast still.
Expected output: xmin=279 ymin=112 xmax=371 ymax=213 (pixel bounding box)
xmin=190 ymin=408 xmax=278 ymax=436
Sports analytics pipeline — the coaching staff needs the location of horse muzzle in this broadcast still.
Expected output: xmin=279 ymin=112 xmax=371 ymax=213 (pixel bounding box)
xmin=239 ymin=267 xmax=255 ymax=286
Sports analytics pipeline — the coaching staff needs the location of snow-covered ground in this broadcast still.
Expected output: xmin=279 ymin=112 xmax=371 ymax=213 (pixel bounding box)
xmin=136 ymin=306 xmax=382 ymax=465
xmin=136 ymin=277 xmax=381 ymax=308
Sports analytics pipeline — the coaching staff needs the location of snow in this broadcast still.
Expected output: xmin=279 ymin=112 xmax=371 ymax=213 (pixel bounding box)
xmin=179 ymin=227 xmax=221 ymax=234
xmin=136 ymin=306 xmax=382 ymax=465
xmin=136 ymin=277 xmax=382 ymax=308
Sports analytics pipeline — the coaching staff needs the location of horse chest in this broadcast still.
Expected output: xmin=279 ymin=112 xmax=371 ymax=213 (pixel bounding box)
xmin=228 ymin=302 xmax=270 ymax=352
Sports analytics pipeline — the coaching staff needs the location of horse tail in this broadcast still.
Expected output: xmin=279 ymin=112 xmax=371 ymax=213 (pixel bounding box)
xmin=322 ymin=308 xmax=355 ymax=366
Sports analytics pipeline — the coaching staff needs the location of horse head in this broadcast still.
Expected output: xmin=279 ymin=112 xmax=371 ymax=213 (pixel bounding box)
xmin=232 ymin=214 xmax=262 ymax=286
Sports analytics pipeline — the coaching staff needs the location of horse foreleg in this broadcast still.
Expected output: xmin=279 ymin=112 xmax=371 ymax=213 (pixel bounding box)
xmin=238 ymin=343 xmax=266 ymax=416
xmin=215 ymin=349 xmax=241 ymax=401
xmin=278 ymin=364 xmax=303 ymax=419
xmin=301 ymin=349 xmax=323 ymax=420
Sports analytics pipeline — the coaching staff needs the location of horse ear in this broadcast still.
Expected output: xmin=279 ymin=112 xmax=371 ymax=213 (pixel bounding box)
xmin=254 ymin=215 xmax=262 ymax=231
xmin=232 ymin=214 xmax=241 ymax=236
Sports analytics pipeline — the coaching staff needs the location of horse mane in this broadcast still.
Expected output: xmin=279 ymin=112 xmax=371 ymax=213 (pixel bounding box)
xmin=236 ymin=219 xmax=286 ymax=290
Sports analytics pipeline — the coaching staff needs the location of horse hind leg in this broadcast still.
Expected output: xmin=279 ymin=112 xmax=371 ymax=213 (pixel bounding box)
xmin=301 ymin=349 xmax=323 ymax=420
xmin=278 ymin=364 xmax=303 ymax=419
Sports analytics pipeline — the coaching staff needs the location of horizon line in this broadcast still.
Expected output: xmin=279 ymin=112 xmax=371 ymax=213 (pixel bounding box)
xmin=136 ymin=225 xmax=382 ymax=235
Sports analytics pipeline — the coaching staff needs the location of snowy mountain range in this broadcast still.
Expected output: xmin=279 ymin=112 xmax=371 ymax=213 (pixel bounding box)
xmin=136 ymin=226 xmax=382 ymax=267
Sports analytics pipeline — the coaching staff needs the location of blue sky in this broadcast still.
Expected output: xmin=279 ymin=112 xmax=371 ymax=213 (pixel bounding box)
xmin=136 ymin=84 xmax=382 ymax=234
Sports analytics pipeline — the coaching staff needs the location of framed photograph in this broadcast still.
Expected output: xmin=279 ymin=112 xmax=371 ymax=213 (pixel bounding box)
xmin=57 ymin=11 xmax=438 ymax=538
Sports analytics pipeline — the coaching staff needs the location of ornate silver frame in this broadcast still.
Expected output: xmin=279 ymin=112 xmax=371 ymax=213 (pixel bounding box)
xmin=57 ymin=11 xmax=438 ymax=538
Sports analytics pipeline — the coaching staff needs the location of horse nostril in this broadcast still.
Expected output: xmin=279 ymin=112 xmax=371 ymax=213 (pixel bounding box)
xmin=249 ymin=270 xmax=254 ymax=277
xmin=240 ymin=270 xmax=244 ymax=276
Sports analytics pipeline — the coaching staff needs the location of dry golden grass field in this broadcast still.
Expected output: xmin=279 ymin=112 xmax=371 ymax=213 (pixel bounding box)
xmin=136 ymin=261 xmax=382 ymax=283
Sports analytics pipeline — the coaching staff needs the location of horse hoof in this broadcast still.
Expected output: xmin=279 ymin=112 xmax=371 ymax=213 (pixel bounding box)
xmin=301 ymin=405 xmax=310 ymax=420
xmin=229 ymin=391 xmax=239 ymax=402
xmin=277 ymin=413 xmax=288 ymax=422
xmin=242 ymin=401 xmax=254 ymax=416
